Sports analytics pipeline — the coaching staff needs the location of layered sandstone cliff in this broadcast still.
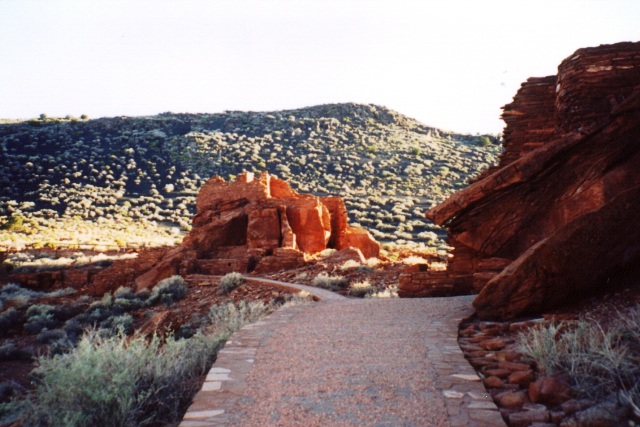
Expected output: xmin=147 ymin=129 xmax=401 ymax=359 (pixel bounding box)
xmin=401 ymin=41 xmax=640 ymax=319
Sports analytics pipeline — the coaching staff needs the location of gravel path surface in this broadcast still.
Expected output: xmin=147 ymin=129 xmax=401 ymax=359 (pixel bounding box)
xmin=181 ymin=296 xmax=506 ymax=427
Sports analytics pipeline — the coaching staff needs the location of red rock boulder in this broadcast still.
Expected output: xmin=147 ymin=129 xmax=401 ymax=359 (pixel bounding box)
xmin=423 ymin=41 xmax=640 ymax=319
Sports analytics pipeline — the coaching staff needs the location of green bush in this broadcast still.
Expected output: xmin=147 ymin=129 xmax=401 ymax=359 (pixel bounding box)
xmin=1 ymin=216 xmax=25 ymax=231
xmin=147 ymin=276 xmax=187 ymax=305
xmin=477 ymin=136 xmax=493 ymax=147
xmin=218 ymin=272 xmax=244 ymax=295
xmin=312 ymin=273 xmax=349 ymax=290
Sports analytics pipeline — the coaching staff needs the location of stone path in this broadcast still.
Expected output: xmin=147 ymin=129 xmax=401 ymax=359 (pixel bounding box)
xmin=180 ymin=284 xmax=506 ymax=427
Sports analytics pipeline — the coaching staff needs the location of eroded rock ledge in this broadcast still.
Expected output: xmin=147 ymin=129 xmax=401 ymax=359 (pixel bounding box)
xmin=400 ymin=41 xmax=640 ymax=320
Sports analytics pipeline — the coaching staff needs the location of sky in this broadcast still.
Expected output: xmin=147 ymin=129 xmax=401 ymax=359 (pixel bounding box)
xmin=1 ymin=0 xmax=639 ymax=134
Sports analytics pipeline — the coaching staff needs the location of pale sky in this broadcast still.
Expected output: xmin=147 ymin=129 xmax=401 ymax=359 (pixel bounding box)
xmin=1 ymin=0 xmax=639 ymax=134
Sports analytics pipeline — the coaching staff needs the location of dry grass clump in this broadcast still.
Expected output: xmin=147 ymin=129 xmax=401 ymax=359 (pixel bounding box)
xmin=517 ymin=305 xmax=640 ymax=406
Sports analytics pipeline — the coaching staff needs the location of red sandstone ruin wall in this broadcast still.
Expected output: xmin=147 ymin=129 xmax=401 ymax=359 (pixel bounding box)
xmin=134 ymin=172 xmax=380 ymax=290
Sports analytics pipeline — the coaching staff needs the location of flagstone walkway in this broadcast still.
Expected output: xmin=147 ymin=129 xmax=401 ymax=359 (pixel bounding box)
xmin=180 ymin=283 xmax=506 ymax=427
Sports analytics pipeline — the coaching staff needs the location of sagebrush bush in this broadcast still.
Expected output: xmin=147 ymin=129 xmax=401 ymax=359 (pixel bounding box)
xmin=147 ymin=275 xmax=187 ymax=305
xmin=24 ymin=305 xmax=59 ymax=334
xmin=113 ymin=287 xmax=146 ymax=311
xmin=36 ymin=329 xmax=67 ymax=345
xmin=0 ymin=284 xmax=74 ymax=307
xmin=207 ymin=300 xmax=269 ymax=335
xmin=10 ymin=297 xmax=281 ymax=426
xmin=517 ymin=307 xmax=640 ymax=401
xmin=18 ymin=330 xmax=222 ymax=426
xmin=218 ymin=272 xmax=244 ymax=295
xmin=340 ymin=259 xmax=362 ymax=270
xmin=349 ymin=280 xmax=374 ymax=298
xmin=99 ymin=314 xmax=134 ymax=336
xmin=312 ymin=273 xmax=349 ymax=290
xmin=0 ymin=341 xmax=18 ymax=361
xmin=0 ymin=308 xmax=23 ymax=335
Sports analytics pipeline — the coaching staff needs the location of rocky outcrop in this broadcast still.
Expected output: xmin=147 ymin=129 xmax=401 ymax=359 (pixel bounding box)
xmin=135 ymin=172 xmax=379 ymax=290
xmin=406 ymin=42 xmax=640 ymax=318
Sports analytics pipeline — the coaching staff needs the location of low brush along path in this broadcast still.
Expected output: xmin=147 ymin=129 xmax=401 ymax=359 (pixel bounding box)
xmin=180 ymin=278 xmax=507 ymax=427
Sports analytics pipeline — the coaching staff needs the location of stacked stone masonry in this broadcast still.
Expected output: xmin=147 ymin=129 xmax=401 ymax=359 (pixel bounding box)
xmin=134 ymin=172 xmax=380 ymax=291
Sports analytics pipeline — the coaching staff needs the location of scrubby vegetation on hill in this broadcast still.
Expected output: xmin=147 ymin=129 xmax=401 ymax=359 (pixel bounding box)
xmin=0 ymin=104 xmax=500 ymax=249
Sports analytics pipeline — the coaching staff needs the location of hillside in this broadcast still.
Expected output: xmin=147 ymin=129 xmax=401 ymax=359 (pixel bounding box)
xmin=0 ymin=104 xmax=500 ymax=250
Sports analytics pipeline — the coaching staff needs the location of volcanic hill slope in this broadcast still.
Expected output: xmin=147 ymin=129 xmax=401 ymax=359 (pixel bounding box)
xmin=0 ymin=104 xmax=499 ymax=250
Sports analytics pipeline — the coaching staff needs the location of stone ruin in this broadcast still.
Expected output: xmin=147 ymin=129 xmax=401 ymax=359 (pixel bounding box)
xmin=134 ymin=172 xmax=380 ymax=290
xmin=400 ymin=41 xmax=640 ymax=319
xmin=5 ymin=172 xmax=379 ymax=294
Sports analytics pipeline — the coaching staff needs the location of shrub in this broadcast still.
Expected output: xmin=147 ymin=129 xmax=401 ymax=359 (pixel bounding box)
xmin=312 ymin=273 xmax=349 ymax=290
xmin=349 ymin=280 xmax=374 ymax=298
xmin=147 ymin=275 xmax=187 ymax=305
xmin=402 ymin=256 xmax=428 ymax=265
xmin=113 ymin=287 xmax=146 ymax=311
xmin=63 ymin=319 xmax=84 ymax=343
xmin=207 ymin=300 xmax=270 ymax=336
xmin=99 ymin=314 xmax=134 ymax=336
xmin=218 ymin=272 xmax=244 ymax=295
xmin=477 ymin=136 xmax=493 ymax=147
xmin=1 ymin=216 xmax=25 ymax=231
xmin=36 ymin=329 xmax=67 ymax=345
xmin=0 ymin=341 xmax=18 ymax=360
xmin=0 ymin=284 xmax=75 ymax=306
xmin=0 ymin=283 xmax=36 ymax=304
xmin=340 ymin=259 xmax=362 ymax=270
xmin=368 ymin=285 xmax=399 ymax=299
xmin=14 ymin=298 xmax=278 ymax=426
xmin=19 ymin=330 xmax=222 ymax=426
xmin=0 ymin=308 xmax=23 ymax=335
xmin=24 ymin=305 xmax=58 ymax=334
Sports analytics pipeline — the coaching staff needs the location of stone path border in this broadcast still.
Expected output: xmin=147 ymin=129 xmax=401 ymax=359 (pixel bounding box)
xmin=180 ymin=282 xmax=506 ymax=426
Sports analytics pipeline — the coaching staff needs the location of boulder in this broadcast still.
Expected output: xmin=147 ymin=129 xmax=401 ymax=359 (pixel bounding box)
xmin=528 ymin=375 xmax=573 ymax=406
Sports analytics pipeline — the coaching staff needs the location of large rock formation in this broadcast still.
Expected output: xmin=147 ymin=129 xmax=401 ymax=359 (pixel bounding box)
xmin=135 ymin=172 xmax=379 ymax=290
xmin=404 ymin=42 xmax=640 ymax=319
